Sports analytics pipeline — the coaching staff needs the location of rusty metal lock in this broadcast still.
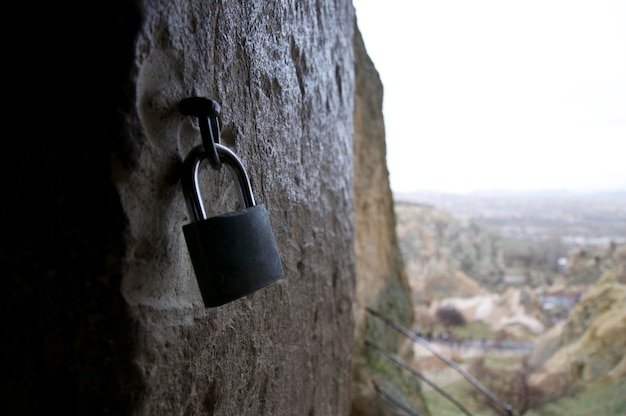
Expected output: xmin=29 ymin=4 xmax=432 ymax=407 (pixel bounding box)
xmin=181 ymin=144 xmax=283 ymax=307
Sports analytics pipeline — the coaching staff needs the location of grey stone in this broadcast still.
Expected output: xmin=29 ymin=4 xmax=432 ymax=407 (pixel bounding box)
xmin=115 ymin=1 xmax=356 ymax=415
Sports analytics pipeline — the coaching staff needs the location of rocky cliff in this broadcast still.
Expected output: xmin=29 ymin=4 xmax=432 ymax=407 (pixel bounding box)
xmin=4 ymin=1 xmax=424 ymax=415
xmin=4 ymin=1 xmax=358 ymax=415
xmin=528 ymin=244 xmax=626 ymax=394
xmin=116 ymin=1 xmax=356 ymax=415
xmin=563 ymin=242 xmax=626 ymax=285
xmin=394 ymin=202 xmax=506 ymax=303
xmin=351 ymin=23 xmax=426 ymax=416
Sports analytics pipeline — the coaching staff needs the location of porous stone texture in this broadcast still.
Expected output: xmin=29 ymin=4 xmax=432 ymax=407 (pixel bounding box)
xmin=115 ymin=1 xmax=356 ymax=415
xmin=2 ymin=1 xmax=418 ymax=414
xmin=351 ymin=23 xmax=427 ymax=416
xmin=353 ymin=23 xmax=400 ymax=336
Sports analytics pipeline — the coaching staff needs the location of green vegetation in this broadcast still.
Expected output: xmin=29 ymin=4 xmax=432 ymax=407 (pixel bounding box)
xmin=499 ymin=236 xmax=563 ymax=287
xmin=355 ymin=276 xmax=430 ymax=416
xmin=423 ymin=380 xmax=501 ymax=416
xmin=420 ymin=350 xmax=626 ymax=416
xmin=525 ymin=377 xmax=626 ymax=416
xmin=443 ymin=320 xmax=492 ymax=339
xmin=416 ymin=315 xmax=500 ymax=341
xmin=393 ymin=194 xmax=626 ymax=416
xmin=365 ymin=346 xmax=426 ymax=416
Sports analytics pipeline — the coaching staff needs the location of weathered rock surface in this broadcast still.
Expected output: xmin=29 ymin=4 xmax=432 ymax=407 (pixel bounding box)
xmin=563 ymin=241 xmax=626 ymax=285
xmin=351 ymin=22 xmax=426 ymax=416
xmin=395 ymin=202 xmax=505 ymax=303
xmin=115 ymin=1 xmax=357 ymax=415
xmin=529 ymin=259 xmax=626 ymax=394
xmin=4 ymin=1 xmax=424 ymax=414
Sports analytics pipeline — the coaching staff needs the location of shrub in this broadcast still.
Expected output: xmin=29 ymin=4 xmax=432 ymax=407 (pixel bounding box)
xmin=435 ymin=305 xmax=466 ymax=327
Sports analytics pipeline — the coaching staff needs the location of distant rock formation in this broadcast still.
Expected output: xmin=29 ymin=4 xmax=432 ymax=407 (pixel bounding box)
xmin=432 ymin=286 xmax=547 ymax=338
xmin=564 ymin=241 xmax=626 ymax=285
xmin=394 ymin=202 xmax=506 ymax=303
xmin=528 ymin=244 xmax=626 ymax=394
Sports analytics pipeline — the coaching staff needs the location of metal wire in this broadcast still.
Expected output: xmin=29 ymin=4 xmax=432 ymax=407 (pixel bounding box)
xmin=366 ymin=340 xmax=474 ymax=416
xmin=366 ymin=307 xmax=518 ymax=416
xmin=372 ymin=380 xmax=422 ymax=416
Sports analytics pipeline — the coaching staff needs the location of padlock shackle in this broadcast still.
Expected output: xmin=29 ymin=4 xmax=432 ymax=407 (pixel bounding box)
xmin=182 ymin=144 xmax=256 ymax=222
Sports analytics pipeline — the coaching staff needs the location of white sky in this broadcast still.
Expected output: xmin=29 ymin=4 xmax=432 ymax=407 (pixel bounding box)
xmin=353 ymin=0 xmax=626 ymax=194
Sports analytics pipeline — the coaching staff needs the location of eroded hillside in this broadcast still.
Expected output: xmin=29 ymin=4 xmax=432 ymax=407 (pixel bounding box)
xmin=395 ymin=202 xmax=505 ymax=303
xmin=394 ymin=193 xmax=626 ymax=415
xmin=528 ymin=245 xmax=626 ymax=394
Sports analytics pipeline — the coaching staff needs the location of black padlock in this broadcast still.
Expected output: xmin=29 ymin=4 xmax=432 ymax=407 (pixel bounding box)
xmin=181 ymin=144 xmax=284 ymax=307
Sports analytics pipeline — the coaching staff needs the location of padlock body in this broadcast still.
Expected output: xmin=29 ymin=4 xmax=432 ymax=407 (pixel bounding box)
xmin=183 ymin=204 xmax=283 ymax=307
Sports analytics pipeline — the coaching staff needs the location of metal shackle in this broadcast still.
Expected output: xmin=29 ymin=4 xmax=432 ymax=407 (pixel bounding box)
xmin=181 ymin=144 xmax=256 ymax=222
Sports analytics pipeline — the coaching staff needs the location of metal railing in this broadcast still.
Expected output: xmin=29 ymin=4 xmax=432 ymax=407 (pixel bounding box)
xmin=372 ymin=381 xmax=423 ymax=416
xmin=366 ymin=340 xmax=473 ymax=416
xmin=366 ymin=307 xmax=518 ymax=416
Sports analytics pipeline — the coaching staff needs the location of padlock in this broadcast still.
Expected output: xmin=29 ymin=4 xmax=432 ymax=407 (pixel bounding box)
xmin=181 ymin=143 xmax=284 ymax=307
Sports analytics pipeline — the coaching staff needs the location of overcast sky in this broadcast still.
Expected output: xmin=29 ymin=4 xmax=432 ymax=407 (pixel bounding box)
xmin=353 ymin=0 xmax=626 ymax=194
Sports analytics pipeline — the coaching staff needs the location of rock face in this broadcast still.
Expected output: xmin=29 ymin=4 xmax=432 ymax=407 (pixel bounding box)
xmin=352 ymin=23 xmax=426 ymax=416
xmin=115 ymin=1 xmax=356 ymax=415
xmin=564 ymin=242 xmax=626 ymax=285
xmin=3 ymin=1 xmax=421 ymax=414
xmin=395 ymin=203 xmax=506 ymax=303
xmin=528 ymin=244 xmax=626 ymax=394
xmin=4 ymin=1 xmax=359 ymax=415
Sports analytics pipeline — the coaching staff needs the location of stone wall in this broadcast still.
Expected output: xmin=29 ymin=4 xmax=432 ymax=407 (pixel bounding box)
xmin=116 ymin=1 xmax=356 ymax=415
xmin=2 ymin=1 xmax=422 ymax=415
xmin=3 ymin=1 xmax=355 ymax=415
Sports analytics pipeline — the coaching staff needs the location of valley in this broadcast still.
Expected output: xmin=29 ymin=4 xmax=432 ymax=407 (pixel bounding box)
xmin=392 ymin=190 xmax=626 ymax=415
